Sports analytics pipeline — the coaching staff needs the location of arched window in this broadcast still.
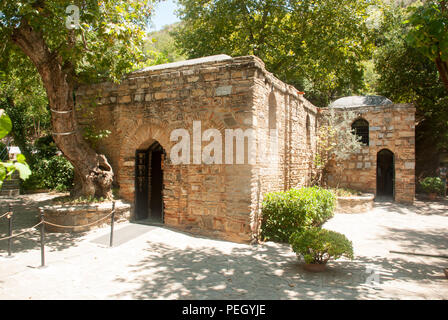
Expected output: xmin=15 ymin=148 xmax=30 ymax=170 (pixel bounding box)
xmin=352 ymin=118 xmax=369 ymax=145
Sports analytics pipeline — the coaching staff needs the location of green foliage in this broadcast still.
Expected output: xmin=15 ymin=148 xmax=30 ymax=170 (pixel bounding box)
xmin=405 ymin=1 xmax=448 ymax=62
xmin=419 ymin=177 xmax=445 ymax=194
xmin=0 ymin=46 xmax=51 ymax=159
xmin=0 ymin=0 xmax=156 ymax=84
xmin=52 ymin=195 xmax=108 ymax=204
xmin=405 ymin=0 xmax=448 ymax=90
xmin=23 ymin=156 xmax=74 ymax=192
xmin=33 ymin=135 xmax=59 ymax=159
xmin=0 ymin=109 xmax=31 ymax=187
xmin=261 ymin=187 xmax=336 ymax=243
xmin=0 ymin=108 xmax=12 ymax=138
xmin=174 ymin=0 xmax=379 ymax=106
xmin=83 ymin=127 xmax=112 ymax=148
xmin=314 ymin=109 xmax=363 ymax=186
xmin=289 ymin=227 xmax=354 ymax=264
xmin=144 ymin=23 xmax=188 ymax=64
xmin=374 ymin=3 xmax=448 ymax=166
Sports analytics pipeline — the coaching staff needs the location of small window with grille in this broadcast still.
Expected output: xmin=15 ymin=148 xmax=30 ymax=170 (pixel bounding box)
xmin=352 ymin=119 xmax=369 ymax=145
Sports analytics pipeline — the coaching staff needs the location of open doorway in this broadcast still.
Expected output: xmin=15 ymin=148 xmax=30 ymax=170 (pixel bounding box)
xmin=135 ymin=141 xmax=165 ymax=222
xmin=377 ymin=149 xmax=395 ymax=200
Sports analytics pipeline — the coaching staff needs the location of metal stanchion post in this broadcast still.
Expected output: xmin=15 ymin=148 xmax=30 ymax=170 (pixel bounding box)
xmin=110 ymin=201 xmax=116 ymax=247
xmin=7 ymin=204 xmax=13 ymax=258
xmin=39 ymin=209 xmax=46 ymax=268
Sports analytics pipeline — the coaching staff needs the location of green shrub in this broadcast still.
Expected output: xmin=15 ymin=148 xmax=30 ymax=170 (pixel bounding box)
xmin=289 ymin=228 xmax=354 ymax=264
xmin=33 ymin=135 xmax=58 ymax=158
xmin=261 ymin=187 xmax=336 ymax=243
xmin=23 ymin=155 xmax=74 ymax=191
xmin=52 ymin=195 xmax=106 ymax=204
xmin=420 ymin=177 xmax=444 ymax=195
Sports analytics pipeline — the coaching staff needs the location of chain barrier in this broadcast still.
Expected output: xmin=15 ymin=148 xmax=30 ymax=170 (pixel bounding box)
xmin=0 ymin=221 xmax=43 ymax=241
xmin=0 ymin=211 xmax=114 ymax=240
xmin=1 ymin=202 xmax=116 ymax=267
xmin=43 ymin=211 xmax=114 ymax=229
xmin=0 ymin=211 xmax=12 ymax=220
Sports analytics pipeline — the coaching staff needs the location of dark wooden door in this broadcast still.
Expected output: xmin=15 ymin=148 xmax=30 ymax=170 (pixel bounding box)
xmin=377 ymin=149 xmax=395 ymax=198
xmin=150 ymin=149 xmax=164 ymax=222
xmin=135 ymin=150 xmax=149 ymax=220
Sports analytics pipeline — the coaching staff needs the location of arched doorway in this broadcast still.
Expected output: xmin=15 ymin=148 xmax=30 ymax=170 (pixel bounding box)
xmin=135 ymin=141 xmax=165 ymax=222
xmin=377 ymin=149 xmax=394 ymax=199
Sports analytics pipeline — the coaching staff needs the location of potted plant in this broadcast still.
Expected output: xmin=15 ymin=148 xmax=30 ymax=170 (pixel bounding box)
xmin=420 ymin=177 xmax=444 ymax=201
xmin=289 ymin=227 xmax=354 ymax=272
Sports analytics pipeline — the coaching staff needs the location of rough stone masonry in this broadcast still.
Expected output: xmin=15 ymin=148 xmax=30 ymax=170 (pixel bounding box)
xmin=75 ymin=54 xmax=415 ymax=243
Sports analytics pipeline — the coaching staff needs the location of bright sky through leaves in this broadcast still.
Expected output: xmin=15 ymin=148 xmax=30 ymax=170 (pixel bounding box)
xmin=149 ymin=0 xmax=180 ymax=31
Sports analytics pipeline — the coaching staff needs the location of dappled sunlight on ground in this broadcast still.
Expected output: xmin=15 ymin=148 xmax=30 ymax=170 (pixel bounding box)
xmin=0 ymin=193 xmax=447 ymax=299
xmin=0 ymin=193 xmax=89 ymax=254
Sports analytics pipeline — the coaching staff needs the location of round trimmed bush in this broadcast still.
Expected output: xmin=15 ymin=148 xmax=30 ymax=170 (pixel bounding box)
xmin=289 ymin=228 xmax=354 ymax=264
xmin=261 ymin=187 xmax=336 ymax=243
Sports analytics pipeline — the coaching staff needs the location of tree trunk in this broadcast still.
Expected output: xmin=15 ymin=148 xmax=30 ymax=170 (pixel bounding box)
xmin=11 ymin=19 xmax=113 ymax=198
xmin=435 ymin=57 xmax=448 ymax=92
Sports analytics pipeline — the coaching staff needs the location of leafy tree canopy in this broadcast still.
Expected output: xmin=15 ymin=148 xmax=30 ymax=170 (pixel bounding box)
xmin=174 ymin=0 xmax=381 ymax=106
xmin=0 ymin=0 xmax=157 ymax=197
xmin=374 ymin=3 xmax=448 ymax=176
xmin=405 ymin=0 xmax=448 ymax=90
xmin=0 ymin=0 xmax=155 ymax=84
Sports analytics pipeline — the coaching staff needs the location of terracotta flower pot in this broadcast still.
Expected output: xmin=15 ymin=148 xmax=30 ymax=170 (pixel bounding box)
xmin=428 ymin=193 xmax=437 ymax=201
xmin=304 ymin=263 xmax=327 ymax=272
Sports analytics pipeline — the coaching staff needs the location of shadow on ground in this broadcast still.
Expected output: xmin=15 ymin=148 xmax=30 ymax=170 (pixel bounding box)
xmin=0 ymin=194 xmax=88 ymax=254
xmin=111 ymin=239 xmax=446 ymax=300
xmin=374 ymin=198 xmax=448 ymax=217
xmin=383 ymin=226 xmax=448 ymax=255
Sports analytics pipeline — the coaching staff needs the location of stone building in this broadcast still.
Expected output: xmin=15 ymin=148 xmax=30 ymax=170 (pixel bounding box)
xmin=326 ymin=96 xmax=416 ymax=204
xmin=75 ymin=55 xmax=415 ymax=242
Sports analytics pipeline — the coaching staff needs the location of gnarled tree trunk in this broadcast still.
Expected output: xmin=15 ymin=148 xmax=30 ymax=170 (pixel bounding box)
xmin=11 ymin=19 xmax=113 ymax=198
xmin=435 ymin=56 xmax=448 ymax=92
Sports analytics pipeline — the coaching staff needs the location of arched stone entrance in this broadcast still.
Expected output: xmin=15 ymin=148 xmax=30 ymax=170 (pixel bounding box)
xmin=377 ymin=149 xmax=395 ymax=199
xmin=135 ymin=141 xmax=166 ymax=222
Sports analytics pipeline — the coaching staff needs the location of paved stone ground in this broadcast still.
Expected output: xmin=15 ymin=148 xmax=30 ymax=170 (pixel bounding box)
xmin=0 ymin=193 xmax=447 ymax=300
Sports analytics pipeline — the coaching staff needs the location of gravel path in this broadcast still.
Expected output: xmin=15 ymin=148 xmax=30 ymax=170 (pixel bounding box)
xmin=0 ymin=194 xmax=447 ymax=300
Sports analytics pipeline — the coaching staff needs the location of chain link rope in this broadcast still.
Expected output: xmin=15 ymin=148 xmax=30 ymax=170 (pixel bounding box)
xmin=0 ymin=221 xmax=43 ymax=241
xmin=0 ymin=211 xmax=12 ymax=219
xmin=0 ymin=210 xmax=115 ymax=241
xmin=42 ymin=211 xmax=114 ymax=229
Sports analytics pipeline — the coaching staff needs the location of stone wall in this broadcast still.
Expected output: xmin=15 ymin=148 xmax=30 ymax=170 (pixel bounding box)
xmin=40 ymin=201 xmax=131 ymax=233
xmin=250 ymin=65 xmax=318 ymax=236
xmin=75 ymin=55 xmax=318 ymax=243
xmin=326 ymin=104 xmax=416 ymax=203
xmin=335 ymin=195 xmax=374 ymax=214
xmin=75 ymin=54 xmax=415 ymax=242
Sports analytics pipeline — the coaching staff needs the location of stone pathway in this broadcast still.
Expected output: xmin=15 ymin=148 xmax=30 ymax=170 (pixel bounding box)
xmin=0 ymin=194 xmax=447 ymax=300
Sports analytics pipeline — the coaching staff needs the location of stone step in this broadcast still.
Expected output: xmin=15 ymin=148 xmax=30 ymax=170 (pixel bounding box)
xmin=0 ymin=175 xmax=20 ymax=197
xmin=2 ymin=179 xmax=20 ymax=185
xmin=0 ymin=183 xmax=20 ymax=190
xmin=0 ymin=189 xmax=20 ymax=197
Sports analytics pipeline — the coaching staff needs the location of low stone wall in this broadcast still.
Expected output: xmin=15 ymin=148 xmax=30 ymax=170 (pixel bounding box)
xmin=335 ymin=194 xmax=374 ymax=214
xmin=39 ymin=201 xmax=131 ymax=233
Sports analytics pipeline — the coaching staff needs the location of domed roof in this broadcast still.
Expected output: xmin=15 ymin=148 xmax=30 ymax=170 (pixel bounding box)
xmin=329 ymin=95 xmax=393 ymax=108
